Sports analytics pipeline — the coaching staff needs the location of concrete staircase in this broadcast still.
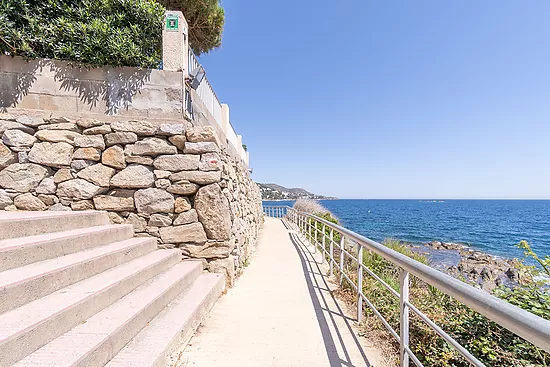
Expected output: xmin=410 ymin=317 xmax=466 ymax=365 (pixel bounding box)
xmin=0 ymin=211 xmax=224 ymax=367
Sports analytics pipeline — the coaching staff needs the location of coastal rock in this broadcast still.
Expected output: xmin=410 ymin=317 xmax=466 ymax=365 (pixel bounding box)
xmin=110 ymin=165 xmax=154 ymax=188
xmin=28 ymin=142 xmax=73 ymax=167
xmin=0 ymin=163 xmax=50 ymax=192
xmin=195 ymin=183 xmax=231 ymax=240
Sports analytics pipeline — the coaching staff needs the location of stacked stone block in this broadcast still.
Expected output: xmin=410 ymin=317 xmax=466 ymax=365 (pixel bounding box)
xmin=0 ymin=114 xmax=262 ymax=285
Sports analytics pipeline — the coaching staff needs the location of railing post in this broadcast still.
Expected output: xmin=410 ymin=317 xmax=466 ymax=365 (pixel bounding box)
xmin=321 ymin=223 xmax=326 ymax=264
xmin=311 ymin=218 xmax=317 ymax=254
xmin=357 ymin=244 xmax=363 ymax=323
xmin=329 ymin=228 xmax=334 ymax=277
xmin=339 ymin=235 xmax=345 ymax=285
xmin=400 ymin=270 xmax=410 ymax=367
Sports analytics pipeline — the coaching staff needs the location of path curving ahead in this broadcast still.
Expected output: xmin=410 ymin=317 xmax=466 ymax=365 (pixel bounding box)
xmin=179 ymin=217 xmax=387 ymax=367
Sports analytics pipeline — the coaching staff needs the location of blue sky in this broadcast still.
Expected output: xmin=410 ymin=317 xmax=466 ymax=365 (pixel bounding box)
xmin=198 ymin=1 xmax=550 ymax=199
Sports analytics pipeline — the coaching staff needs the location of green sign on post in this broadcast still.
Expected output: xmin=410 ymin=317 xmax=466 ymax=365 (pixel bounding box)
xmin=166 ymin=15 xmax=179 ymax=31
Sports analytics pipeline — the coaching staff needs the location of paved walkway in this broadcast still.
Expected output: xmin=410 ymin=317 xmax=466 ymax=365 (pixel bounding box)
xmin=180 ymin=217 xmax=387 ymax=367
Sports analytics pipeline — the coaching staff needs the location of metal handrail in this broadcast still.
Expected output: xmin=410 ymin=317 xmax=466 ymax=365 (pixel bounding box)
xmin=262 ymin=205 xmax=550 ymax=366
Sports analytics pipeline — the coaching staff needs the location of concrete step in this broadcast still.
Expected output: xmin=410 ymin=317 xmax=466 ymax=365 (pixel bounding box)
xmin=0 ymin=224 xmax=134 ymax=272
xmin=0 ymin=211 xmax=111 ymax=240
xmin=13 ymin=261 xmax=204 ymax=367
xmin=0 ymin=249 xmax=181 ymax=367
xmin=0 ymin=237 xmax=156 ymax=314
xmin=107 ymin=273 xmax=225 ymax=367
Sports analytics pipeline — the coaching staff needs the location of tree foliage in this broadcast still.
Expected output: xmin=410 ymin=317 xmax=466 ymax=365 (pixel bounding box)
xmin=0 ymin=0 xmax=165 ymax=68
xmin=158 ymin=0 xmax=224 ymax=55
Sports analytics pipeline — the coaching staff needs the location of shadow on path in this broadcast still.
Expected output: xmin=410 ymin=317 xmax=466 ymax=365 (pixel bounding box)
xmin=281 ymin=219 xmax=372 ymax=367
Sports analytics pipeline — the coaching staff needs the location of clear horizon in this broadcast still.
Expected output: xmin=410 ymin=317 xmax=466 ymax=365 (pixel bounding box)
xmin=199 ymin=1 xmax=550 ymax=199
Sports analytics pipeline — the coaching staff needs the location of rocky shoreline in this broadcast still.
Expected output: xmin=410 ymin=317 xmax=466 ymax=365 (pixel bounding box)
xmin=409 ymin=241 xmax=524 ymax=291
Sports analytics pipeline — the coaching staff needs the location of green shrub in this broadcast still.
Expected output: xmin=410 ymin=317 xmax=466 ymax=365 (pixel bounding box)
xmin=0 ymin=0 xmax=165 ymax=68
xmin=356 ymin=240 xmax=550 ymax=366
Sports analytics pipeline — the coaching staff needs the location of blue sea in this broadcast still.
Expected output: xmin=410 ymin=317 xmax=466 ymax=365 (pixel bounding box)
xmin=262 ymin=199 xmax=550 ymax=260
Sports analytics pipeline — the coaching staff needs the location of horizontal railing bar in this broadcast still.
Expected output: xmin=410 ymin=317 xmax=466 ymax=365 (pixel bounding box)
xmin=341 ymin=247 xmax=358 ymax=263
xmin=358 ymin=292 xmax=400 ymax=342
xmin=404 ymin=345 xmax=425 ymax=367
xmin=284 ymin=207 xmax=550 ymax=353
xmin=405 ymin=301 xmax=485 ymax=366
xmin=360 ymin=262 xmax=400 ymax=299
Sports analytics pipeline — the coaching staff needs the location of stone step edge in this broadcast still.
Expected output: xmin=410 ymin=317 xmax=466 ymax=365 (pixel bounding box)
xmin=12 ymin=261 xmax=204 ymax=367
xmin=0 ymin=249 xmax=181 ymax=367
xmin=0 ymin=224 xmax=134 ymax=272
xmin=107 ymin=272 xmax=225 ymax=367
xmin=0 ymin=237 xmax=157 ymax=314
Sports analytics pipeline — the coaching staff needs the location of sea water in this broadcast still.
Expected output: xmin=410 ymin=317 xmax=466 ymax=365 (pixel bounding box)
xmin=262 ymin=199 xmax=550 ymax=260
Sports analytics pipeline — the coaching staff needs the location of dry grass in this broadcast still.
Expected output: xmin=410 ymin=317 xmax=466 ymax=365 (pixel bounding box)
xmin=293 ymin=198 xmax=330 ymax=215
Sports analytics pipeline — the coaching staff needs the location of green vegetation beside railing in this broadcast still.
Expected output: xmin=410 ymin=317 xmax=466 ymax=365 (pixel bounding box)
xmin=358 ymin=240 xmax=550 ymax=366
xmin=288 ymin=200 xmax=550 ymax=366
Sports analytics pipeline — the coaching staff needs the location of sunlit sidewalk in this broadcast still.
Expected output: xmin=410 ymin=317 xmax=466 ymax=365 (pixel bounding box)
xmin=179 ymin=217 xmax=387 ymax=367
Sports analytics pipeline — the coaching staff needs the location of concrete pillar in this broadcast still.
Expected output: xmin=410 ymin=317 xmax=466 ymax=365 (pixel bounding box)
xmin=221 ymin=103 xmax=231 ymax=136
xmin=162 ymin=11 xmax=189 ymax=73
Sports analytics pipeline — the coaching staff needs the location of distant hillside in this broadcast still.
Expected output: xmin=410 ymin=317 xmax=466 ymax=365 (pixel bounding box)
xmin=258 ymin=183 xmax=336 ymax=200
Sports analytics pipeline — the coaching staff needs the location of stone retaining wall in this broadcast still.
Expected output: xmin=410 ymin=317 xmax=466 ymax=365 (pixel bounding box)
xmin=0 ymin=113 xmax=262 ymax=285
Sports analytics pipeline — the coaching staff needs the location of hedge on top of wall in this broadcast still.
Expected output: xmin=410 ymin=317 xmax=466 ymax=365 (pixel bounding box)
xmin=0 ymin=0 xmax=165 ymax=68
